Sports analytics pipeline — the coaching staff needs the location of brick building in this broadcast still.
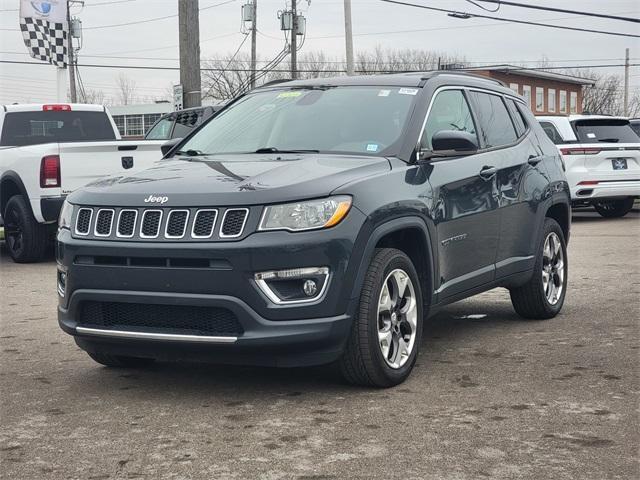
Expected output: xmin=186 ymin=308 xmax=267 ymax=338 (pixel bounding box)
xmin=467 ymin=65 xmax=595 ymax=115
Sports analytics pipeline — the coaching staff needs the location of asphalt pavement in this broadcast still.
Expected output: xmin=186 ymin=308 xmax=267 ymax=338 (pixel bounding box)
xmin=1 ymin=210 xmax=639 ymax=480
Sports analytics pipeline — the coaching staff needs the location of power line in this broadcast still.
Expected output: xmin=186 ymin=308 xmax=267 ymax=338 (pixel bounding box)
xmin=83 ymin=0 xmax=238 ymax=30
xmin=3 ymin=50 xmax=638 ymax=66
xmin=471 ymin=1 xmax=640 ymax=23
xmin=1 ymin=59 xmax=637 ymax=73
xmin=379 ymin=0 xmax=640 ymax=38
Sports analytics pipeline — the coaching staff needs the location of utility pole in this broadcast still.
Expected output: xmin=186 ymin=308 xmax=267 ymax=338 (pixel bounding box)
xmin=179 ymin=0 xmax=202 ymax=108
xmin=343 ymin=0 xmax=354 ymax=76
xmin=250 ymin=1 xmax=257 ymax=88
xmin=67 ymin=1 xmax=77 ymax=102
xmin=624 ymin=47 xmax=630 ymax=116
xmin=291 ymin=0 xmax=298 ymax=79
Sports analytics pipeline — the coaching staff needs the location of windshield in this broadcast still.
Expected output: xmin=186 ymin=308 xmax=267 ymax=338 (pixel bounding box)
xmin=145 ymin=116 xmax=174 ymax=140
xmin=572 ymin=119 xmax=640 ymax=144
xmin=1 ymin=111 xmax=116 ymax=146
xmin=177 ymin=86 xmax=418 ymax=156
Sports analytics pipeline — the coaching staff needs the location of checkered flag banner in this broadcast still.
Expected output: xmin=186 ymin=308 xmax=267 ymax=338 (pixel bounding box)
xmin=19 ymin=1 xmax=68 ymax=68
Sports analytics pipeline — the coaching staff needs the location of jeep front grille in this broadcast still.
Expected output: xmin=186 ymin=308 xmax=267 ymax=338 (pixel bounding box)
xmin=72 ymin=206 xmax=252 ymax=242
xmin=79 ymin=301 xmax=243 ymax=337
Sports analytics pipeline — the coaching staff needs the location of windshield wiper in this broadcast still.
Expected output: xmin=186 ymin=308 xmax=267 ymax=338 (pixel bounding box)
xmin=254 ymin=147 xmax=320 ymax=154
xmin=175 ymin=149 xmax=207 ymax=156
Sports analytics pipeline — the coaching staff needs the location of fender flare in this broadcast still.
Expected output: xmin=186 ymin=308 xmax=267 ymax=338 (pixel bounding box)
xmin=349 ymin=216 xmax=435 ymax=303
xmin=0 ymin=171 xmax=31 ymax=215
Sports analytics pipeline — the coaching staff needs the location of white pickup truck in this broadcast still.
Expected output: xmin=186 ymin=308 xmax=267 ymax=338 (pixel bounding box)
xmin=537 ymin=115 xmax=640 ymax=218
xmin=0 ymin=103 xmax=166 ymax=262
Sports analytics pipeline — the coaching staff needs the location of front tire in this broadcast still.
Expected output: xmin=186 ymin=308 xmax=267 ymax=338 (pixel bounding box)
xmin=339 ymin=248 xmax=423 ymax=387
xmin=510 ymin=218 xmax=567 ymax=319
xmin=594 ymin=197 xmax=635 ymax=218
xmin=87 ymin=352 xmax=155 ymax=368
xmin=3 ymin=195 xmax=48 ymax=263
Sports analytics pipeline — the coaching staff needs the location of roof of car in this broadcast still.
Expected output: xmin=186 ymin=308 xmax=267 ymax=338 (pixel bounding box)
xmin=258 ymin=71 xmax=509 ymax=90
xmin=2 ymin=103 xmax=106 ymax=113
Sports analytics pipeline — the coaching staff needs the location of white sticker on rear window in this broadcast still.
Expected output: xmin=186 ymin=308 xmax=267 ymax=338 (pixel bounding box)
xmin=586 ymin=132 xmax=596 ymax=138
xmin=398 ymin=88 xmax=419 ymax=96
xmin=378 ymin=89 xmax=391 ymax=97
xmin=366 ymin=144 xmax=379 ymax=152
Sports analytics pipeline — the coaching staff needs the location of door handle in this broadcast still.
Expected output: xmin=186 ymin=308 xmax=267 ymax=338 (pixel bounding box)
xmin=528 ymin=155 xmax=543 ymax=166
xmin=121 ymin=156 xmax=134 ymax=169
xmin=479 ymin=166 xmax=497 ymax=179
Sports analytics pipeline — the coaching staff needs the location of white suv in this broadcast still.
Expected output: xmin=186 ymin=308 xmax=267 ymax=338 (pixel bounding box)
xmin=537 ymin=115 xmax=639 ymax=217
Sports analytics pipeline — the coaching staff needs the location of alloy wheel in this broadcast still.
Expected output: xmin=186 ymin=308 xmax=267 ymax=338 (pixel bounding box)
xmin=542 ymin=232 xmax=565 ymax=305
xmin=377 ymin=269 xmax=418 ymax=369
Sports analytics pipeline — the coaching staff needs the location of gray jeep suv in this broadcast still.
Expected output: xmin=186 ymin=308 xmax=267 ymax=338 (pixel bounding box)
xmin=57 ymin=72 xmax=570 ymax=387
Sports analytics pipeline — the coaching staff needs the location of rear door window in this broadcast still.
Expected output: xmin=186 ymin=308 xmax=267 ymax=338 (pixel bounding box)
xmin=0 ymin=111 xmax=116 ymax=146
xmin=469 ymin=91 xmax=518 ymax=148
xmin=572 ymin=119 xmax=640 ymax=143
xmin=422 ymin=89 xmax=477 ymax=149
xmin=145 ymin=116 xmax=175 ymax=140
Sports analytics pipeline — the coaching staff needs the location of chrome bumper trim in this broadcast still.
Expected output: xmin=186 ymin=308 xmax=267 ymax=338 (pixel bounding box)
xmin=76 ymin=327 xmax=238 ymax=343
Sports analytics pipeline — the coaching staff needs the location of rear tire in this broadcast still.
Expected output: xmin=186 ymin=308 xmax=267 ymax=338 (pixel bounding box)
xmin=510 ymin=218 xmax=567 ymax=319
xmin=3 ymin=195 xmax=48 ymax=263
xmin=594 ymin=197 xmax=635 ymax=218
xmin=87 ymin=352 xmax=155 ymax=368
xmin=338 ymin=248 xmax=423 ymax=387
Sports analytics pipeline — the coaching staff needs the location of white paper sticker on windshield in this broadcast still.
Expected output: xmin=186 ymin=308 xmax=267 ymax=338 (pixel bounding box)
xmin=366 ymin=144 xmax=379 ymax=152
xmin=398 ymin=88 xmax=418 ymax=96
xmin=586 ymin=132 xmax=596 ymax=138
xmin=378 ymin=89 xmax=391 ymax=97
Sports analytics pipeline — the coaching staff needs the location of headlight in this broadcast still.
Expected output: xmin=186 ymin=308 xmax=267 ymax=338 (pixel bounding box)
xmin=58 ymin=200 xmax=73 ymax=230
xmin=259 ymin=196 xmax=352 ymax=232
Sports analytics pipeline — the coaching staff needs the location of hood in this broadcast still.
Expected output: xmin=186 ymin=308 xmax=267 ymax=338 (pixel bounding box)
xmin=69 ymin=153 xmax=391 ymax=207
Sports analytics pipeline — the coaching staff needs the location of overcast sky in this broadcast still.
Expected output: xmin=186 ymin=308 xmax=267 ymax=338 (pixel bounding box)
xmin=0 ymin=0 xmax=638 ymax=105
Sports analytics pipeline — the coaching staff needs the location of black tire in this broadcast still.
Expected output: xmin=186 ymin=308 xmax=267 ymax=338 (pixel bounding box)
xmin=510 ymin=218 xmax=568 ymax=320
xmin=87 ymin=352 xmax=155 ymax=368
xmin=594 ymin=197 xmax=635 ymax=218
xmin=3 ymin=195 xmax=48 ymax=263
xmin=338 ymin=248 xmax=423 ymax=388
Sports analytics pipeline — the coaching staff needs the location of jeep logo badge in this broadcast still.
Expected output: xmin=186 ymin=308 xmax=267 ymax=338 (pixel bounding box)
xmin=144 ymin=195 xmax=169 ymax=204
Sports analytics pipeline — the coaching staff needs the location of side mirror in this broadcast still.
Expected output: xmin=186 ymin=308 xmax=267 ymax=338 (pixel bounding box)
xmin=431 ymin=130 xmax=479 ymax=153
xmin=160 ymin=137 xmax=183 ymax=156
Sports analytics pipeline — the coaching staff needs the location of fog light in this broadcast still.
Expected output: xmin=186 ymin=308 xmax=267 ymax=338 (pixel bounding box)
xmin=57 ymin=270 xmax=67 ymax=297
xmin=254 ymin=267 xmax=330 ymax=305
xmin=303 ymin=279 xmax=317 ymax=297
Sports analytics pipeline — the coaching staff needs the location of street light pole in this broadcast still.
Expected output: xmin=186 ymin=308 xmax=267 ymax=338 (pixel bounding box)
xmin=291 ymin=0 xmax=298 ymax=79
xmin=344 ymin=0 xmax=354 ymax=76
xmin=250 ymin=0 xmax=257 ymax=89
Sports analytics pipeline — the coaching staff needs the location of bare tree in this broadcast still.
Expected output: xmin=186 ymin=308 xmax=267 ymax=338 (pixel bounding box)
xmin=201 ymin=47 xmax=467 ymax=102
xmin=116 ymin=74 xmax=138 ymax=105
xmin=80 ymin=89 xmax=105 ymax=105
xmin=563 ymin=68 xmax=639 ymax=117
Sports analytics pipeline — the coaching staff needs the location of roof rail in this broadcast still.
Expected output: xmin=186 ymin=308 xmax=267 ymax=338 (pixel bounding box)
xmin=260 ymin=79 xmax=293 ymax=87
xmin=425 ymin=70 xmax=506 ymax=87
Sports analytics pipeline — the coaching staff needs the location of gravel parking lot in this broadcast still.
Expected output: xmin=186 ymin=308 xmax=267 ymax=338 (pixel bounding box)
xmin=1 ymin=210 xmax=638 ymax=480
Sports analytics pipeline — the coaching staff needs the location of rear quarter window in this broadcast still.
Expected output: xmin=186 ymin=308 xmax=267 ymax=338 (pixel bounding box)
xmin=539 ymin=121 xmax=565 ymax=145
xmin=572 ymin=119 xmax=640 ymax=144
xmin=0 ymin=110 xmax=116 ymax=146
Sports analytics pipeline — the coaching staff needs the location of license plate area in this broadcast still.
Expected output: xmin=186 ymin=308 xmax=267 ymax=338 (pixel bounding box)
xmin=611 ymin=158 xmax=628 ymax=170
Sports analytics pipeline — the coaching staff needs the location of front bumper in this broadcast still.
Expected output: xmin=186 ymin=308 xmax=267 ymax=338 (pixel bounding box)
xmin=59 ymin=290 xmax=352 ymax=367
xmin=56 ymin=208 xmax=370 ymax=367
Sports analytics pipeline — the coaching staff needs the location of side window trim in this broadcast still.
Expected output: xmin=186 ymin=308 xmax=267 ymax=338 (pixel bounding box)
xmin=417 ymin=85 xmax=531 ymax=157
xmin=416 ymin=86 xmax=480 ymax=153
